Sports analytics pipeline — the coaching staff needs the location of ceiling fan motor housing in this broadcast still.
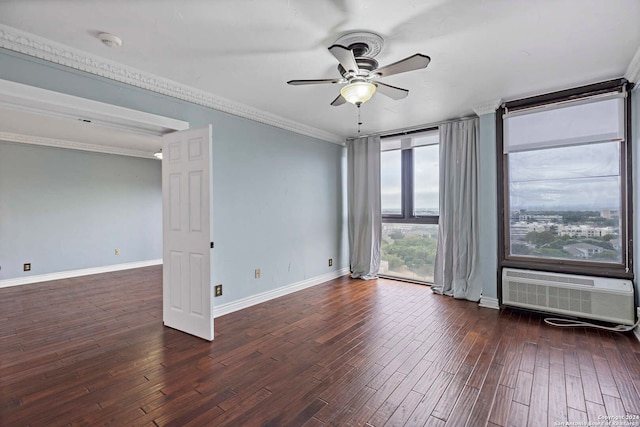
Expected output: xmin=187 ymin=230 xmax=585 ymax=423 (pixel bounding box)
xmin=338 ymin=57 xmax=379 ymax=77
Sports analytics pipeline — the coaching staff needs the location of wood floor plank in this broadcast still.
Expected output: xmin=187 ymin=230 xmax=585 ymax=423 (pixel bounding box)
xmin=534 ymin=338 xmax=550 ymax=370
xmin=513 ymin=370 xmax=533 ymax=405
xmin=382 ymin=389 xmax=424 ymax=427
xmin=2 ymin=266 xmax=640 ymax=427
xmin=488 ymin=384 xmax=515 ymax=426
xmin=466 ymin=336 xmax=500 ymax=389
xmin=347 ymin=371 xmax=406 ymax=426
xmin=567 ymin=407 xmax=588 ymax=423
xmin=563 ymin=345 xmax=582 ymax=378
xmin=430 ymin=363 xmax=474 ymax=421
xmin=442 ymin=385 xmax=478 ymax=427
xmin=506 ymin=401 xmax=529 ymax=427
xmin=548 ymin=361 xmax=568 ymax=425
xmin=585 ymin=400 xmax=608 ymax=423
xmin=405 ymin=371 xmax=455 ymax=426
xmin=581 ymin=367 xmax=605 ymax=405
xmin=593 ymin=356 xmax=621 ymax=400
xmin=323 ymin=386 xmax=375 ymax=426
xmin=425 ymin=416 xmax=447 ymax=427
xmin=499 ymin=351 xmax=523 ymax=389
xmin=603 ymin=394 xmax=627 ymax=418
xmin=566 ymin=374 xmax=587 ymax=412
xmin=466 ymin=362 xmax=504 ymax=427
xmin=366 ymin=359 xmax=433 ymax=426
xmin=527 ymin=366 xmax=549 ymax=427
xmin=519 ymin=342 xmax=537 ymax=374
xmin=608 ymin=357 xmax=640 ymax=415
xmin=277 ymin=398 xmax=327 ymax=427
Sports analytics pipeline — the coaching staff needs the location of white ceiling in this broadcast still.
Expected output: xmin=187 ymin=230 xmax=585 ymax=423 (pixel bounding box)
xmin=0 ymin=0 xmax=639 ymax=143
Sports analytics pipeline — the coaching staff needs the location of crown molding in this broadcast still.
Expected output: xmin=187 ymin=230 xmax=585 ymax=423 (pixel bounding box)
xmin=0 ymin=24 xmax=344 ymax=145
xmin=472 ymin=99 xmax=502 ymax=116
xmin=625 ymin=45 xmax=640 ymax=84
xmin=0 ymin=132 xmax=157 ymax=159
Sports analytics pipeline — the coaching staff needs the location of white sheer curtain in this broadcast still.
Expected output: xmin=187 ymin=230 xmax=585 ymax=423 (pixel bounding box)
xmin=347 ymin=136 xmax=381 ymax=279
xmin=433 ymin=118 xmax=482 ymax=300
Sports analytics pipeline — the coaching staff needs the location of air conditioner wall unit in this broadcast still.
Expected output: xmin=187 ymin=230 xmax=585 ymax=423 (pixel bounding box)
xmin=502 ymin=268 xmax=635 ymax=325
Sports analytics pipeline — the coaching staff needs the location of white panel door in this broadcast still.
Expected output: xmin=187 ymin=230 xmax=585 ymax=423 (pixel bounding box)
xmin=162 ymin=125 xmax=213 ymax=341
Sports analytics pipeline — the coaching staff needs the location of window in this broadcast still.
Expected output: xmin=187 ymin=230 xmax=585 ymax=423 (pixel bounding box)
xmin=499 ymin=80 xmax=632 ymax=278
xmin=380 ymin=130 xmax=439 ymax=283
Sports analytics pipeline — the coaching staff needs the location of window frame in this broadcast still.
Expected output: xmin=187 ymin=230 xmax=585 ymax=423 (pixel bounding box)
xmin=380 ymin=130 xmax=440 ymax=284
xmin=497 ymin=78 xmax=633 ymax=280
xmin=381 ymin=130 xmax=440 ymax=226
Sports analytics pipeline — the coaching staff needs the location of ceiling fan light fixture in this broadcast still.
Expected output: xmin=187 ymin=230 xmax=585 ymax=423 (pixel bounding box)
xmin=340 ymin=81 xmax=376 ymax=105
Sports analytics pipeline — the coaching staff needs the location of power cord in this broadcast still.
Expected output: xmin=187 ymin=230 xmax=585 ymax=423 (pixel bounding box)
xmin=544 ymin=316 xmax=640 ymax=332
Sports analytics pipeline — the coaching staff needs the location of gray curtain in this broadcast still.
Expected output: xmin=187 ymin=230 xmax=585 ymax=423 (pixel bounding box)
xmin=347 ymin=136 xmax=381 ymax=280
xmin=433 ymin=118 xmax=482 ymax=301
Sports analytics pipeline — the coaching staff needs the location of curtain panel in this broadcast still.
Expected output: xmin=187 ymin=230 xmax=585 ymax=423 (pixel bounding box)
xmin=433 ymin=118 xmax=482 ymax=300
xmin=347 ymin=136 xmax=381 ymax=280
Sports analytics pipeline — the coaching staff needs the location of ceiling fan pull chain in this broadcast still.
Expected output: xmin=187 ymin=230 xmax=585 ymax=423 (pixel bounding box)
xmin=357 ymin=104 xmax=362 ymax=134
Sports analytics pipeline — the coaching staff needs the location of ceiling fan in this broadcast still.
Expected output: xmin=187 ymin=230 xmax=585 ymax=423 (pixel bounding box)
xmin=287 ymin=32 xmax=430 ymax=107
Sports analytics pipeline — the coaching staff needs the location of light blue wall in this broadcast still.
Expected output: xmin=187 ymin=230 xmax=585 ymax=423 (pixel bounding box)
xmin=478 ymin=113 xmax=498 ymax=300
xmin=0 ymin=142 xmax=162 ymax=279
xmin=0 ymin=49 xmax=348 ymax=304
xmin=210 ymin=119 xmax=347 ymax=301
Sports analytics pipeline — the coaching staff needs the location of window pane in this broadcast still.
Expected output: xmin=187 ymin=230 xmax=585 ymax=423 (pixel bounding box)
xmin=505 ymin=97 xmax=623 ymax=153
xmin=508 ymin=142 xmax=622 ymax=263
xmin=381 ymin=223 xmax=438 ymax=282
xmin=381 ymin=150 xmax=402 ymax=215
xmin=413 ymin=144 xmax=439 ymax=216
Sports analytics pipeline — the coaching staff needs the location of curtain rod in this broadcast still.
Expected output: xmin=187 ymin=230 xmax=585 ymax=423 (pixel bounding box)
xmin=345 ymin=114 xmax=478 ymax=141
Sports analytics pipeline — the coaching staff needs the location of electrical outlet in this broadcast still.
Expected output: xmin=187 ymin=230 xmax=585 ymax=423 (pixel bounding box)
xmin=255 ymin=269 xmax=261 ymax=279
xmin=24 ymin=263 xmax=31 ymax=271
xmin=115 ymin=248 xmax=120 ymax=255
xmin=214 ymin=284 xmax=223 ymax=297
xmin=328 ymin=258 xmax=333 ymax=267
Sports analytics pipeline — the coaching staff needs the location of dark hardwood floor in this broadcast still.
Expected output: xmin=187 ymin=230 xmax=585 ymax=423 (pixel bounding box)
xmin=1 ymin=266 xmax=640 ymax=426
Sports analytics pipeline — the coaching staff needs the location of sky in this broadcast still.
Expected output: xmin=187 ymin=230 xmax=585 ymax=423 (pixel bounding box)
xmin=506 ymin=96 xmax=623 ymax=211
xmin=381 ymin=95 xmax=623 ymax=214
xmin=509 ymin=141 xmax=621 ymax=211
xmin=382 ymin=139 xmax=621 ymax=213
xmin=381 ymin=144 xmax=439 ymax=213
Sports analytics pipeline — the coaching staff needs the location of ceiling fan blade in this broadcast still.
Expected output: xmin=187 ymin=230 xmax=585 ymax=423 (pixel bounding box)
xmin=287 ymin=78 xmax=344 ymax=85
xmin=331 ymin=94 xmax=346 ymax=106
xmin=328 ymin=44 xmax=360 ymax=74
xmin=375 ymin=82 xmax=409 ymax=100
xmin=374 ymin=54 xmax=430 ymax=78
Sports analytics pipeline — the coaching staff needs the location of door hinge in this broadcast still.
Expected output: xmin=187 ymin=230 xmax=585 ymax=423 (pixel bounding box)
xmin=210 ymin=242 xmax=214 ymax=249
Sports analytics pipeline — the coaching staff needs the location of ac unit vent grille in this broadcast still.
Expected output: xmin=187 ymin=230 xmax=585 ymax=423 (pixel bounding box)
xmin=508 ymin=281 xmax=547 ymax=307
xmin=505 ymin=270 xmax=594 ymax=287
xmin=547 ymin=286 xmax=592 ymax=314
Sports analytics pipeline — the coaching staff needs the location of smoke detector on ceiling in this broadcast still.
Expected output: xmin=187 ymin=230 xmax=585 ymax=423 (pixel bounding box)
xmin=98 ymin=32 xmax=122 ymax=48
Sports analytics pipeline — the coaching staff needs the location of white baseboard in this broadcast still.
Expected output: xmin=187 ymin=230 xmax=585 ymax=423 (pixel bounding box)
xmin=479 ymin=296 xmax=500 ymax=310
xmin=213 ymin=268 xmax=350 ymax=318
xmin=635 ymin=325 xmax=640 ymax=344
xmin=0 ymin=259 xmax=162 ymax=288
